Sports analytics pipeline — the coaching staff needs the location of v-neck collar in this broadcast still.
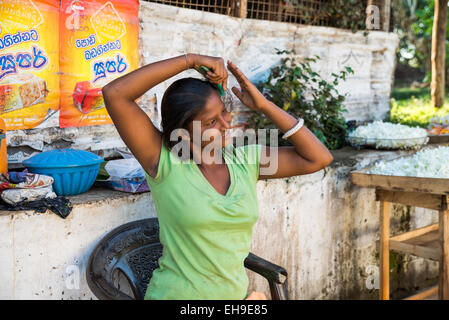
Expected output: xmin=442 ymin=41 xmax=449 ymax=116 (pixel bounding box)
xmin=189 ymin=144 xmax=236 ymax=199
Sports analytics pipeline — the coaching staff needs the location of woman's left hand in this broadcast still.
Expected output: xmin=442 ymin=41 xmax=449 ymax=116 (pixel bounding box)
xmin=226 ymin=60 xmax=269 ymax=111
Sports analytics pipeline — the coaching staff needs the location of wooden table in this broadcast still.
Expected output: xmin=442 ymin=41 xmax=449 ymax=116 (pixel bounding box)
xmin=351 ymin=167 xmax=449 ymax=300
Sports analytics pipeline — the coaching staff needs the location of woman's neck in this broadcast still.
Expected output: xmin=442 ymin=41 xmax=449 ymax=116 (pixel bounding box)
xmin=192 ymin=144 xmax=225 ymax=168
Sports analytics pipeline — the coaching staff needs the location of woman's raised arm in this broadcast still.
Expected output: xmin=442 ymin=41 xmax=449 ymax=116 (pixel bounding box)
xmin=101 ymin=54 xmax=195 ymax=177
xmin=226 ymin=60 xmax=334 ymax=180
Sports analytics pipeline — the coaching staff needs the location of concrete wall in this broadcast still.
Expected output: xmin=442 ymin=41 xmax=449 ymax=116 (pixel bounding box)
xmin=0 ymin=144 xmax=442 ymax=300
xmin=0 ymin=188 xmax=157 ymax=299
xmin=6 ymin=1 xmax=399 ymax=168
xmin=248 ymin=145 xmax=440 ymax=300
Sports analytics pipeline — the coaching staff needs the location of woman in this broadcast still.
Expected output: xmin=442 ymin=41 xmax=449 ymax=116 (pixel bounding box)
xmin=102 ymin=53 xmax=334 ymax=300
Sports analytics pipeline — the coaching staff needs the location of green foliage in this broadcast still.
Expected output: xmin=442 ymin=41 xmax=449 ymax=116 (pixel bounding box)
xmin=322 ymin=0 xmax=368 ymax=33
xmin=410 ymin=2 xmax=434 ymax=37
xmin=286 ymin=0 xmax=367 ymax=33
xmin=246 ymin=48 xmax=354 ymax=150
xmin=393 ymin=0 xmax=449 ymax=78
xmin=391 ymin=87 xmax=430 ymax=100
xmin=388 ymin=87 xmax=449 ymax=128
xmin=96 ymin=161 xmax=110 ymax=180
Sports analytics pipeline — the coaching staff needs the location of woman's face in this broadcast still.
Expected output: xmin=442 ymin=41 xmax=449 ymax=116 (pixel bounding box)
xmin=187 ymin=92 xmax=233 ymax=152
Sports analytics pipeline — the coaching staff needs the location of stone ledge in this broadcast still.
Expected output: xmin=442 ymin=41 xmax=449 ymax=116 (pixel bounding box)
xmin=329 ymin=142 xmax=449 ymax=169
xmin=66 ymin=186 xmax=150 ymax=206
xmin=0 ymin=186 xmax=151 ymax=217
xmin=1 ymin=142 xmax=447 ymax=217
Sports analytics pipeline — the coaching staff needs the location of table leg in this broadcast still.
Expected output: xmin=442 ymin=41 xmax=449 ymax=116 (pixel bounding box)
xmin=439 ymin=208 xmax=449 ymax=300
xmin=380 ymin=201 xmax=390 ymax=300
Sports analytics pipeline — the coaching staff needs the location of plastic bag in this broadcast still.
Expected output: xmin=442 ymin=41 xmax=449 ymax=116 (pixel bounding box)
xmin=0 ymin=169 xmax=54 ymax=191
xmin=99 ymin=176 xmax=149 ymax=193
xmin=104 ymin=158 xmax=145 ymax=179
xmin=97 ymin=155 xmax=151 ymax=193
xmin=114 ymin=147 xmax=136 ymax=159
xmin=1 ymin=185 xmax=57 ymax=205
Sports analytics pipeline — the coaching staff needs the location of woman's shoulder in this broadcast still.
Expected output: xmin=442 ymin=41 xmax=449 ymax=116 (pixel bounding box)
xmin=227 ymin=143 xmax=262 ymax=183
xmin=144 ymin=141 xmax=182 ymax=186
xmin=231 ymin=143 xmax=262 ymax=165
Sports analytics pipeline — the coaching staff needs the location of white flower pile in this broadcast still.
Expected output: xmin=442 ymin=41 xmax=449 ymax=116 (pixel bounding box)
xmin=348 ymin=121 xmax=428 ymax=149
xmin=368 ymin=146 xmax=449 ymax=178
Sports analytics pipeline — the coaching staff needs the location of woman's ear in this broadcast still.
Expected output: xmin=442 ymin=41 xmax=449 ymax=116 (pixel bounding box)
xmin=177 ymin=128 xmax=191 ymax=142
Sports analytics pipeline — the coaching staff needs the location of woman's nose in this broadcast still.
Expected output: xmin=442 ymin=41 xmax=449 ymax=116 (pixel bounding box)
xmin=218 ymin=114 xmax=231 ymax=130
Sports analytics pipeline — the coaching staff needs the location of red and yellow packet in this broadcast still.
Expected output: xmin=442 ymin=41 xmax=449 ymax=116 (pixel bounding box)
xmin=59 ymin=0 xmax=139 ymax=128
xmin=0 ymin=0 xmax=60 ymax=130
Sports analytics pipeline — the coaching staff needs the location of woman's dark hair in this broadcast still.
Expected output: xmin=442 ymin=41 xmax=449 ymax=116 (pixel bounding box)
xmin=160 ymin=77 xmax=217 ymax=152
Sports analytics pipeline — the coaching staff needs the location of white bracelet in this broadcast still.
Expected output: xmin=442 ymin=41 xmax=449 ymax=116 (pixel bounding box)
xmin=282 ymin=118 xmax=304 ymax=140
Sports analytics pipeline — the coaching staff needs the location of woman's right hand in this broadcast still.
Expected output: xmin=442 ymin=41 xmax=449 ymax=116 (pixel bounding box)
xmin=189 ymin=53 xmax=228 ymax=91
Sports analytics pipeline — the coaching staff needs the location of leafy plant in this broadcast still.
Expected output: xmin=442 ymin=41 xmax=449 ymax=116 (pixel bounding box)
xmin=322 ymin=0 xmax=368 ymax=33
xmin=392 ymin=0 xmax=443 ymax=82
xmin=388 ymin=87 xmax=449 ymax=128
xmin=246 ymin=48 xmax=354 ymax=150
xmin=284 ymin=0 xmax=368 ymax=33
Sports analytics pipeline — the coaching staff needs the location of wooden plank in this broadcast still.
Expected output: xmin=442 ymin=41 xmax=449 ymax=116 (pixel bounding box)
xmin=389 ymin=240 xmax=441 ymax=261
xmin=383 ymin=0 xmax=391 ymax=32
xmin=404 ymin=285 xmax=439 ymax=300
xmin=439 ymin=209 xmax=449 ymax=299
xmin=237 ymin=0 xmax=247 ymax=18
xmin=429 ymin=134 xmax=449 ymax=144
xmin=380 ymin=201 xmax=390 ymax=300
xmin=389 ymin=225 xmax=441 ymax=261
xmin=351 ymin=168 xmax=449 ymax=195
xmin=277 ymin=0 xmax=283 ymax=22
xmin=375 ymin=189 xmax=445 ymax=211
xmin=406 ymin=230 xmax=441 ymax=246
xmin=431 ymin=0 xmax=448 ymax=108
xmin=389 ymin=223 xmax=439 ymax=243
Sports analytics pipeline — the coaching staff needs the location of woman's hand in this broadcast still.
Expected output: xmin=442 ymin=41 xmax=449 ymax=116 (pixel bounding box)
xmin=226 ymin=60 xmax=269 ymax=111
xmin=190 ymin=54 xmax=228 ymax=91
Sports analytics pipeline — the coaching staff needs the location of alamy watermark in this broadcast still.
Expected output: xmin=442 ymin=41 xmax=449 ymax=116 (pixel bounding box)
xmin=65 ymin=264 xmax=80 ymax=290
xmin=365 ymin=265 xmax=380 ymax=290
xmin=366 ymin=5 xmax=381 ymax=30
xmin=168 ymin=120 xmax=280 ymax=176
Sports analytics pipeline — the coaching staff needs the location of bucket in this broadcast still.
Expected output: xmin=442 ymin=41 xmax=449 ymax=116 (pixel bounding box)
xmin=0 ymin=118 xmax=7 ymax=174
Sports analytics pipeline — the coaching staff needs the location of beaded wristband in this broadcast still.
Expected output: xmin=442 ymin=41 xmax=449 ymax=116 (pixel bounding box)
xmin=282 ymin=118 xmax=304 ymax=140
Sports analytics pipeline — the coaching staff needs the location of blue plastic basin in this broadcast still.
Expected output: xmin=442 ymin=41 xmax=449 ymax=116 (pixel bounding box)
xmin=22 ymin=148 xmax=104 ymax=196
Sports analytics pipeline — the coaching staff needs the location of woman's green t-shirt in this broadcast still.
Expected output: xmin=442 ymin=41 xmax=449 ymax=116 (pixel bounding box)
xmin=143 ymin=141 xmax=262 ymax=300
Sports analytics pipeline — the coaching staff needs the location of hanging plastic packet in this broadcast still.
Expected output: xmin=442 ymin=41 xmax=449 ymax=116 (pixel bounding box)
xmin=0 ymin=0 xmax=60 ymax=130
xmin=59 ymin=0 xmax=139 ymax=127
